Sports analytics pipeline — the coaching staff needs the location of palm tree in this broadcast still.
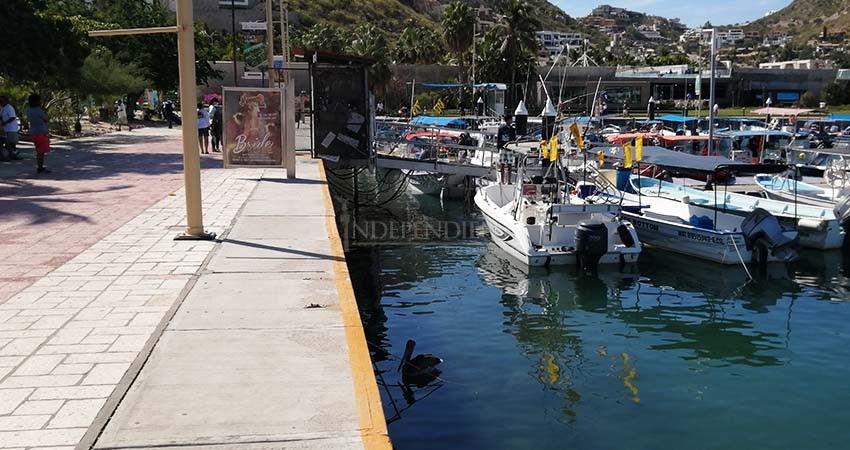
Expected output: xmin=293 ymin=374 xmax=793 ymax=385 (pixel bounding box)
xmin=495 ymin=0 xmax=540 ymax=108
xmin=393 ymin=27 xmax=445 ymax=65
xmin=441 ymin=1 xmax=474 ymax=83
xmin=348 ymin=24 xmax=392 ymax=94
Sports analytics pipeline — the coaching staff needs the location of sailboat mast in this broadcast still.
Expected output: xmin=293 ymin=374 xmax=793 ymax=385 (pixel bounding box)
xmin=708 ymin=28 xmax=717 ymax=156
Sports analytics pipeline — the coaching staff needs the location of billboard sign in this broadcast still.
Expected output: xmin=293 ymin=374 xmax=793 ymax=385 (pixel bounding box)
xmin=223 ymin=87 xmax=284 ymax=168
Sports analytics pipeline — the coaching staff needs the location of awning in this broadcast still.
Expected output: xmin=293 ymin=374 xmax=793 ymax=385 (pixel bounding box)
xmin=658 ymin=115 xmax=698 ymax=123
xmin=420 ymin=83 xmax=464 ymax=88
xmin=473 ymin=83 xmax=507 ymax=90
xmin=751 ymin=107 xmax=815 ymax=116
xmin=410 ymin=116 xmax=467 ymax=127
xmin=598 ymin=146 xmax=787 ymax=173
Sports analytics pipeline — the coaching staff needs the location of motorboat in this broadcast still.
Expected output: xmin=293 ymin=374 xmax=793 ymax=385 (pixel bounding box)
xmin=474 ymin=156 xmax=641 ymax=268
xmin=754 ymin=174 xmax=848 ymax=208
xmin=728 ymin=130 xmax=808 ymax=164
xmin=585 ymin=149 xmax=799 ymax=265
xmin=630 ymin=176 xmax=844 ymax=250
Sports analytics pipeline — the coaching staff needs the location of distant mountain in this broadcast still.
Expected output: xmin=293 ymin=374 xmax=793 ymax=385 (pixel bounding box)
xmin=745 ymin=0 xmax=850 ymax=43
xmin=287 ymin=0 xmax=607 ymax=42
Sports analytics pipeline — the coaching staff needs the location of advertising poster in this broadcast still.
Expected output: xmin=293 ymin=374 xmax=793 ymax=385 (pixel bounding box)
xmin=223 ymin=88 xmax=284 ymax=167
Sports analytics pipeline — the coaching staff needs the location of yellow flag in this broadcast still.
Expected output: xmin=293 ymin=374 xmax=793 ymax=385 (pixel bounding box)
xmin=635 ymin=136 xmax=643 ymax=162
xmin=624 ymin=143 xmax=633 ymax=169
xmin=540 ymin=140 xmax=549 ymax=160
xmin=412 ymin=99 xmax=422 ymax=116
xmin=569 ymin=122 xmax=584 ymax=149
xmin=597 ymin=150 xmax=605 ymax=166
xmin=549 ymin=135 xmax=558 ymax=162
xmin=433 ymin=98 xmax=445 ymax=115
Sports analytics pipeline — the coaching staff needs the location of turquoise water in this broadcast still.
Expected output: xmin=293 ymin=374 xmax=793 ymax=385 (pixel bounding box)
xmin=342 ymin=191 xmax=850 ymax=450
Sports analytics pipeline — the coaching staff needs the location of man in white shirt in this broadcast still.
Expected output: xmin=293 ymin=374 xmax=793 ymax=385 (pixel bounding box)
xmin=0 ymin=95 xmax=21 ymax=161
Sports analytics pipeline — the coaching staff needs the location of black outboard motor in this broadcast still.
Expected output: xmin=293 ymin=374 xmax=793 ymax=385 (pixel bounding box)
xmin=741 ymin=208 xmax=798 ymax=266
xmin=833 ymin=190 xmax=850 ymax=238
xmin=576 ymin=221 xmax=608 ymax=272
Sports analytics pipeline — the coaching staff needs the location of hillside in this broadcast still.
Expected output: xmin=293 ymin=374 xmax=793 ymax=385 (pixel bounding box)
xmin=287 ymin=0 xmax=607 ymax=42
xmin=745 ymin=0 xmax=850 ymax=43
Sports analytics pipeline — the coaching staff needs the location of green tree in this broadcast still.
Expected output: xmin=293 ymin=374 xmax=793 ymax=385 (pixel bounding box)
xmin=495 ymin=0 xmax=540 ymax=108
xmin=348 ymin=24 xmax=392 ymax=93
xmin=821 ymin=82 xmax=849 ymax=106
xmin=0 ymin=0 xmax=90 ymax=86
xmin=393 ymin=28 xmax=445 ymax=64
xmin=301 ymin=23 xmax=349 ymax=53
xmin=441 ymin=1 xmax=474 ymax=81
xmin=800 ymin=91 xmax=820 ymax=108
xmin=74 ymin=49 xmax=150 ymax=98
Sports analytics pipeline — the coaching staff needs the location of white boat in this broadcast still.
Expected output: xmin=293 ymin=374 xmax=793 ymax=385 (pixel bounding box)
xmin=408 ymin=172 xmax=469 ymax=198
xmin=630 ymin=176 xmax=844 ymax=250
xmin=612 ymin=191 xmax=798 ymax=264
xmin=474 ymin=160 xmax=641 ymax=268
xmin=754 ymin=174 xmax=847 ymax=208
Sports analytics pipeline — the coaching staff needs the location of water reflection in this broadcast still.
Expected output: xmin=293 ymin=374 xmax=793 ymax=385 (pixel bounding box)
xmin=337 ymin=181 xmax=850 ymax=450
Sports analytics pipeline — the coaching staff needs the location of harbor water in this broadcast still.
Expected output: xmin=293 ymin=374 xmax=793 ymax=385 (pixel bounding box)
xmin=339 ymin=185 xmax=850 ymax=450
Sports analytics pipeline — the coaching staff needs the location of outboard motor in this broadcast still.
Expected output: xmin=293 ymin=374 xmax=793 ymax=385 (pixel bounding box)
xmin=741 ymin=208 xmax=798 ymax=266
xmin=833 ymin=190 xmax=850 ymax=238
xmin=576 ymin=221 xmax=608 ymax=272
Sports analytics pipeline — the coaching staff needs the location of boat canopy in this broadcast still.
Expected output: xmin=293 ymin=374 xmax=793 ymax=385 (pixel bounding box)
xmin=658 ymin=115 xmax=698 ymax=123
xmin=420 ymin=82 xmax=464 ymax=88
xmin=410 ymin=116 xmax=467 ymax=127
xmin=636 ymin=120 xmax=662 ymax=125
xmin=729 ymin=130 xmax=793 ymax=137
xmin=829 ymin=114 xmax=850 ymax=121
xmin=599 ymin=145 xmax=787 ymax=173
xmin=751 ymin=107 xmax=815 ymax=116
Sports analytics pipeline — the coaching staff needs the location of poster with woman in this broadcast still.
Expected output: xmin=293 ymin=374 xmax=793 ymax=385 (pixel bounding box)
xmin=223 ymin=88 xmax=284 ymax=167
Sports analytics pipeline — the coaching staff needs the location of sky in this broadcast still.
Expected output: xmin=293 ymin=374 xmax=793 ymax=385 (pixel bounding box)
xmin=552 ymin=0 xmax=794 ymax=27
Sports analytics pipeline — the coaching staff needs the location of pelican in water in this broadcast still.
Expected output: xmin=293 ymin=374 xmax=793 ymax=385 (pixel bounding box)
xmin=397 ymin=339 xmax=442 ymax=386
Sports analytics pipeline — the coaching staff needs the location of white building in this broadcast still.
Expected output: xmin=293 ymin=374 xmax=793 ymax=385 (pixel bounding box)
xmin=637 ymin=25 xmax=663 ymax=40
xmin=535 ymin=31 xmax=584 ymax=58
xmin=759 ymin=59 xmax=834 ymax=70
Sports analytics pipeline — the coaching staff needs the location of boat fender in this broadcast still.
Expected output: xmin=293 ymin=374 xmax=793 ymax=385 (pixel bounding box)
xmin=797 ymin=218 xmax=826 ymax=232
xmin=617 ymin=224 xmax=637 ymax=247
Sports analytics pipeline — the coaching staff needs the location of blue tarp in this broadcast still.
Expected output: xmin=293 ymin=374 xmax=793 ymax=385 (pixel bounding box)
xmin=420 ymin=83 xmax=464 ymax=88
xmin=830 ymin=114 xmax=850 ymax=121
xmin=411 ymin=116 xmax=466 ymax=127
xmin=658 ymin=115 xmax=698 ymax=123
xmin=636 ymin=120 xmax=662 ymax=125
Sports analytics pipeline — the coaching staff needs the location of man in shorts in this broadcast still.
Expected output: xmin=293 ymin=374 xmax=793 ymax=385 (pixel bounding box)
xmin=0 ymin=95 xmax=21 ymax=161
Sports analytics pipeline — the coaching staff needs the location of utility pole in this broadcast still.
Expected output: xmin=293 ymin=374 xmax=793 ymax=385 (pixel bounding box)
xmin=279 ymin=0 xmax=296 ymax=178
xmin=231 ymin=0 xmax=238 ymax=86
xmin=265 ymin=0 xmax=274 ymax=87
xmin=88 ymin=1 xmax=211 ymax=239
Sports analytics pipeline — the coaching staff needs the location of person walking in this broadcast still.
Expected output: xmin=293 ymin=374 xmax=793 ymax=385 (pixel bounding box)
xmin=0 ymin=95 xmax=21 ymax=161
xmin=197 ymin=102 xmax=210 ymax=154
xmin=163 ymin=100 xmax=174 ymax=129
xmin=26 ymin=94 xmax=51 ymax=174
xmin=115 ymin=100 xmax=131 ymax=131
xmin=209 ymin=99 xmax=222 ymax=152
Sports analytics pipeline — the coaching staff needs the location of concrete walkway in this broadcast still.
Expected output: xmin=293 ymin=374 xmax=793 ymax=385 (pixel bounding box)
xmin=91 ymin=159 xmax=390 ymax=450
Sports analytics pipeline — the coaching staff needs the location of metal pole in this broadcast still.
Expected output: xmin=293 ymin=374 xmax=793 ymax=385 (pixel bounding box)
xmin=471 ymin=10 xmax=476 ymax=89
xmin=265 ymin=0 xmax=274 ymax=87
xmin=280 ymin=0 xmax=296 ymax=178
xmin=176 ymin=0 xmax=207 ymax=237
xmin=708 ymin=28 xmax=717 ymax=156
xmin=231 ymin=0 xmax=238 ymax=86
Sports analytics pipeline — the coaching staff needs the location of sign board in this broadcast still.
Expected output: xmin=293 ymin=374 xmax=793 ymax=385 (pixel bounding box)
xmin=223 ymin=87 xmax=284 ymax=168
xmin=312 ymin=65 xmax=371 ymax=161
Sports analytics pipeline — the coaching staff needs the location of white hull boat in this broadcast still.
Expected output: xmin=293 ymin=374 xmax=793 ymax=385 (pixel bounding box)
xmin=630 ymin=176 xmax=844 ymax=250
xmin=600 ymin=192 xmax=799 ymax=265
xmin=754 ymin=174 xmax=846 ymax=208
xmin=475 ymin=182 xmax=641 ymax=267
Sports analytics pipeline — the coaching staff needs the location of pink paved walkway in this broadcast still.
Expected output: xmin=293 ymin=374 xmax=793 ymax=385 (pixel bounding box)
xmin=0 ymin=127 xmax=221 ymax=303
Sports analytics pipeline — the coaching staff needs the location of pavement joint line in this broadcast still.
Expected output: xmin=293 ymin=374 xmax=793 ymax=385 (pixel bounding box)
xmin=76 ymin=170 xmax=265 ymax=450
